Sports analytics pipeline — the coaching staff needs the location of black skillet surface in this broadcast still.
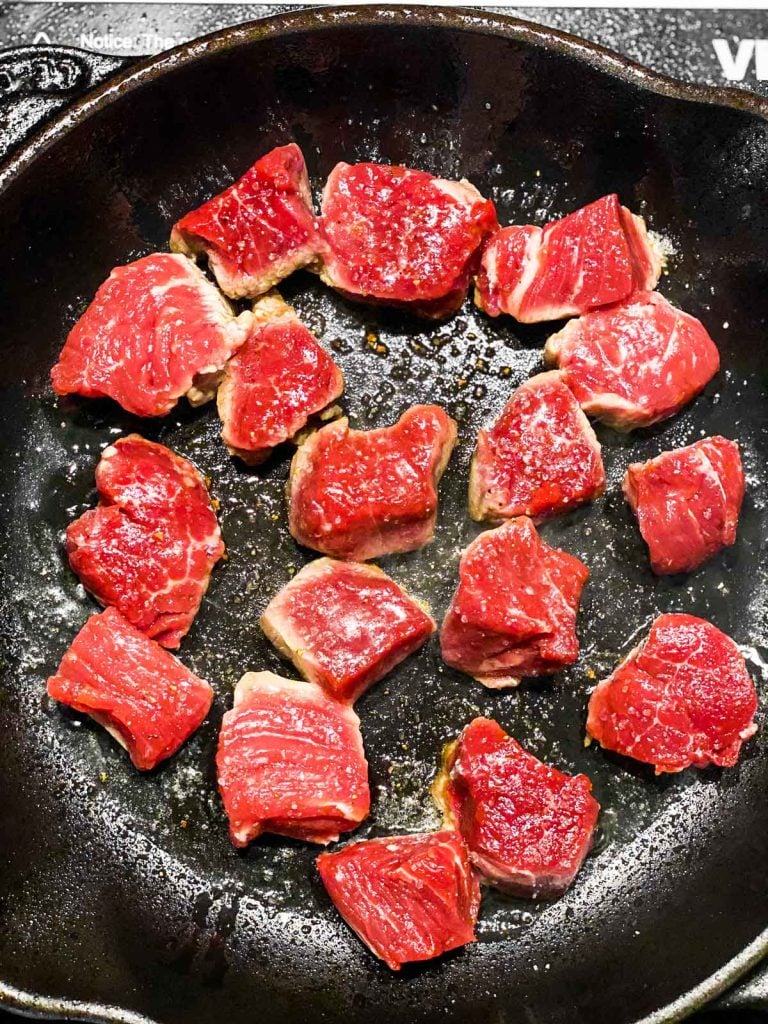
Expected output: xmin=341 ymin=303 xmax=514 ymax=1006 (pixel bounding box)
xmin=1 ymin=7 xmax=768 ymax=1024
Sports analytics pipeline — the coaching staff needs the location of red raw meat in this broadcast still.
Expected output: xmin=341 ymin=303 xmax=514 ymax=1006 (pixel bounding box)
xmin=587 ymin=613 xmax=758 ymax=773
xmin=544 ymin=291 xmax=720 ymax=430
xmin=316 ymin=830 xmax=479 ymax=970
xmin=217 ymin=292 xmax=344 ymax=464
xmin=171 ymin=143 xmax=322 ymax=299
xmin=288 ymin=406 xmax=457 ymax=560
xmin=469 ymin=370 xmax=605 ymax=522
xmin=216 ymin=670 xmax=370 ymax=847
xmin=47 ymin=607 xmax=213 ymax=771
xmin=260 ymin=558 xmax=435 ymax=703
xmin=434 ymin=717 xmax=599 ymax=896
xmin=440 ymin=517 xmax=588 ymax=687
xmin=319 ymin=162 xmax=497 ymax=318
xmin=66 ymin=435 xmax=224 ymax=649
xmin=624 ymin=436 xmax=744 ymax=575
xmin=51 ymin=253 xmax=251 ymax=417
xmin=475 ymin=194 xmax=661 ymax=322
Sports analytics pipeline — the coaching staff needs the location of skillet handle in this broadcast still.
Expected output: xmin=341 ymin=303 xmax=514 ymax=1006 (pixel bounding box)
xmin=0 ymin=45 xmax=130 ymax=166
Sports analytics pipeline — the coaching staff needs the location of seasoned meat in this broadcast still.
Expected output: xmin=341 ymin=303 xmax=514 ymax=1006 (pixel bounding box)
xmin=475 ymin=194 xmax=660 ymax=322
xmin=318 ymin=162 xmax=497 ymax=318
xmin=587 ymin=613 xmax=758 ymax=773
xmin=288 ymin=406 xmax=457 ymax=561
xmin=170 ymin=143 xmax=322 ymax=299
xmin=47 ymin=607 xmax=213 ymax=771
xmin=544 ymin=291 xmax=720 ymax=430
xmin=217 ymin=292 xmax=344 ymax=464
xmin=317 ymin=830 xmax=479 ymax=970
xmin=434 ymin=717 xmax=599 ymax=897
xmin=216 ymin=671 xmax=370 ymax=847
xmin=469 ymin=370 xmax=605 ymax=522
xmin=66 ymin=435 xmax=224 ymax=649
xmin=440 ymin=517 xmax=588 ymax=687
xmin=624 ymin=436 xmax=744 ymax=575
xmin=51 ymin=253 xmax=251 ymax=417
xmin=260 ymin=558 xmax=435 ymax=703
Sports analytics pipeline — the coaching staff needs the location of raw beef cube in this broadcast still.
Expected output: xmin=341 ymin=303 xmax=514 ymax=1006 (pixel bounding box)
xmin=475 ymin=194 xmax=661 ymax=322
xmin=544 ymin=291 xmax=720 ymax=430
xmin=440 ymin=517 xmax=588 ymax=688
xmin=434 ymin=717 xmax=599 ymax=897
xmin=288 ymin=406 xmax=457 ymax=561
xmin=217 ymin=292 xmax=344 ymax=464
xmin=47 ymin=607 xmax=213 ymax=771
xmin=319 ymin=162 xmax=497 ymax=318
xmin=51 ymin=253 xmax=251 ymax=417
xmin=469 ymin=370 xmax=605 ymax=522
xmin=316 ymin=830 xmax=479 ymax=970
xmin=216 ymin=671 xmax=370 ymax=847
xmin=261 ymin=558 xmax=435 ymax=703
xmin=587 ymin=613 xmax=757 ymax=773
xmin=171 ymin=143 xmax=322 ymax=299
xmin=624 ymin=436 xmax=744 ymax=575
xmin=66 ymin=435 xmax=224 ymax=649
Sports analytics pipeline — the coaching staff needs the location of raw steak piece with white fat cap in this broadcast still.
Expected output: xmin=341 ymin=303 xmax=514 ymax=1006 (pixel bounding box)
xmin=475 ymin=194 xmax=660 ymax=322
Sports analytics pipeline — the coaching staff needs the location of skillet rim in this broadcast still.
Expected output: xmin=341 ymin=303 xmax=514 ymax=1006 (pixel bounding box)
xmin=0 ymin=5 xmax=767 ymax=1022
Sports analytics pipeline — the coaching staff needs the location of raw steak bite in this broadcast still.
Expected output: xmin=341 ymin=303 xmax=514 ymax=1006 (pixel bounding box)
xmin=51 ymin=253 xmax=251 ymax=417
xmin=319 ymin=162 xmax=497 ymax=318
xmin=624 ymin=436 xmax=744 ymax=575
xmin=434 ymin=718 xmax=599 ymax=896
xmin=260 ymin=558 xmax=435 ymax=703
xmin=216 ymin=671 xmax=370 ymax=847
xmin=47 ymin=607 xmax=213 ymax=771
xmin=316 ymin=830 xmax=479 ymax=970
xmin=587 ymin=614 xmax=758 ymax=774
xmin=288 ymin=406 xmax=457 ymax=560
xmin=469 ymin=371 xmax=605 ymax=522
xmin=66 ymin=435 xmax=224 ymax=649
xmin=171 ymin=143 xmax=322 ymax=299
xmin=475 ymin=193 xmax=661 ymax=322
xmin=217 ymin=292 xmax=344 ymax=464
xmin=440 ymin=518 xmax=588 ymax=688
xmin=544 ymin=291 xmax=720 ymax=430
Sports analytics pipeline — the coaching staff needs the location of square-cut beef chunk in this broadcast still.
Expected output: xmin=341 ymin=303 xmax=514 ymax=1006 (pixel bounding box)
xmin=216 ymin=671 xmax=370 ymax=847
xmin=440 ymin=517 xmax=588 ymax=688
xmin=624 ymin=436 xmax=744 ymax=575
xmin=318 ymin=162 xmax=497 ymax=318
xmin=544 ymin=291 xmax=720 ymax=430
xmin=260 ymin=558 xmax=435 ymax=703
xmin=171 ymin=143 xmax=322 ymax=299
xmin=587 ymin=614 xmax=758 ymax=774
xmin=317 ymin=830 xmax=479 ymax=970
xmin=217 ymin=292 xmax=344 ymax=464
xmin=288 ymin=405 xmax=457 ymax=561
xmin=469 ymin=371 xmax=605 ymax=522
xmin=66 ymin=435 xmax=224 ymax=649
xmin=475 ymin=194 xmax=660 ymax=322
xmin=47 ymin=607 xmax=213 ymax=771
xmin=434 ymin=717 xmax=599 ymax=897
xmin=51 ymin=253 xmax=251 ymax=417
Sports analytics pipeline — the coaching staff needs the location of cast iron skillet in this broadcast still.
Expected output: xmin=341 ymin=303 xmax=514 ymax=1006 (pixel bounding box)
xmin=1 ymin=7 xmax=767 ymax=1023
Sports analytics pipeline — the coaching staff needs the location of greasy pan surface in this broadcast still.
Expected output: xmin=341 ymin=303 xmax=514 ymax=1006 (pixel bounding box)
xmin=1 ymin=7 xmax=767 ymax=1024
